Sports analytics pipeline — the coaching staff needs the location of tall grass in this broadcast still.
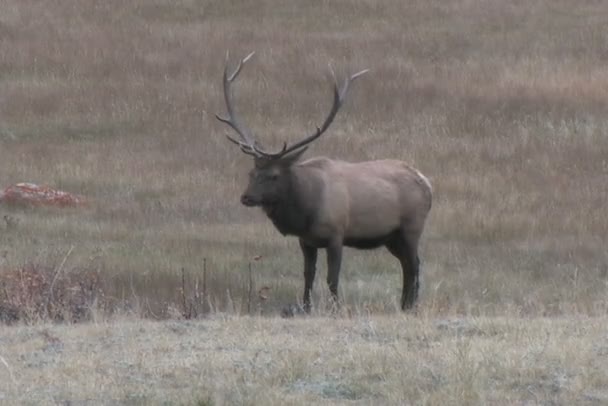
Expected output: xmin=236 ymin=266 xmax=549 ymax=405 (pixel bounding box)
xmin=0 ymin=0 xmax=607 ymax=320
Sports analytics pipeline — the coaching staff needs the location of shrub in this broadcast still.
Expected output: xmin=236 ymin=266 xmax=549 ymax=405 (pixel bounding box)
xmin=0 ymin=263 xmax=105 ymax=324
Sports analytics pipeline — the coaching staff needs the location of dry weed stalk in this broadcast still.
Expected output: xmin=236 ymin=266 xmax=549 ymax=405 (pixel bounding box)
xmin=0 ymin=355 xmax=17 ymax=387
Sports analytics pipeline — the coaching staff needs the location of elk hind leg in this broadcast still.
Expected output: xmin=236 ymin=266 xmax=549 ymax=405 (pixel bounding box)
xmin=386 ymin=231 xmax=420 ymax=311
xmin=326 ymin=240 xmax=343 ymax=310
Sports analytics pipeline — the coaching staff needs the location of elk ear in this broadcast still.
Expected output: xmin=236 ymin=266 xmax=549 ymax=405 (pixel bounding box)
xmin=278 ymin=146 xmax=309 ymax=167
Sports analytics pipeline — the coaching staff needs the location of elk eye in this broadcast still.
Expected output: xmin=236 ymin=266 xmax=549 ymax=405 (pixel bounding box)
xmin=269 ymin=174 xmax=279 ymax=181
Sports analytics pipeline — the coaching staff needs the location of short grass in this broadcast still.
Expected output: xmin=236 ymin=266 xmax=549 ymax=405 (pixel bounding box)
xmin=1 ymin=315 xmax=608 ymax=405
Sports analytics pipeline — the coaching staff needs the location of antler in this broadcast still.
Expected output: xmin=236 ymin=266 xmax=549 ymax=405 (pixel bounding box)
xmin=215 ymin=51 xmax=262 ymax=157
xmin=217 ymin=51 xmax=368 ymax=160
xmin=256 ymin=68 xmax=369 ymax=159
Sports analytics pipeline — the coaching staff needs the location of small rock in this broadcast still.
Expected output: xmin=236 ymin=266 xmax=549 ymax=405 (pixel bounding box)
xmin=0 ymin=183 xmax=86 ymax=207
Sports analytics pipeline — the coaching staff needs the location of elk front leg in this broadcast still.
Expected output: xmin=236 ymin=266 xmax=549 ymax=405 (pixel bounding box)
xmin=326 ymin=240 xmax=343 ymax=307
xmin=299 ymin=239 xmax=318 ymax=313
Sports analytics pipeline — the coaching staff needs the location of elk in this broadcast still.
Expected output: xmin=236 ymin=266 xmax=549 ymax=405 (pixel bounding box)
xmin=216 ymin=52 xmax=432 ymax=314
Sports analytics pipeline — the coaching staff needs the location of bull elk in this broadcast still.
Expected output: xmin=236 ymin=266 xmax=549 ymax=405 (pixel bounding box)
xmin=216 ymin=52 xmax=432 ymax=313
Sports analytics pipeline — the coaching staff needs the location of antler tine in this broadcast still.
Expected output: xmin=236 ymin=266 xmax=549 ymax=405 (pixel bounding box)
xmin=255 ymin=68 xmax=369 ymax=159
xmin=225 ymin=133 xmax=260 ymax=157
xmin=227 ymin=51 xmax=255 ymax=82
xmin=216 ymin=51 xmax=261 ymax=156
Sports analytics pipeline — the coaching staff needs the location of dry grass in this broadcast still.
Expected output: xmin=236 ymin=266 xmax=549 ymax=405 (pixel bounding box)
xmin=0 ymin=0 xmax=607 ymax=403
xmin=0 ymin=315 xmax=607 ymax=405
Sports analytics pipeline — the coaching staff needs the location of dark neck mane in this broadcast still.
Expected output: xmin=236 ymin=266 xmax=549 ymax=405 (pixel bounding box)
xmin=262 ymin=171 xmax=313 ymax=236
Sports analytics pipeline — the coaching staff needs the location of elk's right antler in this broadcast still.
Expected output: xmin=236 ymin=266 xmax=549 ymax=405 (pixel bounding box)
xmin=255 ymin=68 xmax=369 ymax=159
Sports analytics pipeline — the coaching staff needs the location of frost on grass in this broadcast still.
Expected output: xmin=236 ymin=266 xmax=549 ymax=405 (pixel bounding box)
xmin=1 ymin=316 xmax=606 ymax=405
xmin=289 ymin=377 xmax=360 ymax=401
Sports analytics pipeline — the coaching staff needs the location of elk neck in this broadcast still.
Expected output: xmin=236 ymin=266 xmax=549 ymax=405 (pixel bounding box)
xmin=261 ymin=167 xmax=316 ymax=237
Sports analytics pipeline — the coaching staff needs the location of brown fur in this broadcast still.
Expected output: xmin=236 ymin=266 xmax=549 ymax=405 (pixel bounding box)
xmin=217 ymin=52 xmax=432 ymax=313
xmin=293 ymin=157 xmax=431 ymax=245
xmin=241 ymin=153 xmax=432 ymax=313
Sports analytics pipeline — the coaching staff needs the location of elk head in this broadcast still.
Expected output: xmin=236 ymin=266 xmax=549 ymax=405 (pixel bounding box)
xmin=216 ymin=51 xmax=368 ymax=209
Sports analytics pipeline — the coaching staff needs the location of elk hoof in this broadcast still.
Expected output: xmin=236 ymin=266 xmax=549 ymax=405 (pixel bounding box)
xmin=281 ymin=304 xmax=306 ymax=318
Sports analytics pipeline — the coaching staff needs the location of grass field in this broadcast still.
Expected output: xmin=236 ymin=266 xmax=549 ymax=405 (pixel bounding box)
xmin=1 ymin=0 xmax=607 ymax=404
xmin=1 ymin=315 xmax=607 ymax=405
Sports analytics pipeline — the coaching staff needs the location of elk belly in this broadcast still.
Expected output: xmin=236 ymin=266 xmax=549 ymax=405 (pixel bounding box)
xmin=343 ymin=230 xmax=400 ymax=249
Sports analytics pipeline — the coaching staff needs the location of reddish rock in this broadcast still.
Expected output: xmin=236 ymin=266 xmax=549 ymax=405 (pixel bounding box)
xmin=0 ymin=183 xmax=86 ymax=207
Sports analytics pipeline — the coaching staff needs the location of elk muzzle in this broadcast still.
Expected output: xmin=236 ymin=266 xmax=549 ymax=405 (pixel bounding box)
xmin=240 ymin=193 xmax=259 ymax=207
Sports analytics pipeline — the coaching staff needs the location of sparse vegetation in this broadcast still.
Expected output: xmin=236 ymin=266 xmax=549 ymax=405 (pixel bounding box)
xmin=1 ymin=316 xmax=607 ymax=405
xmin=0 ymin=0 xmax=607 ymax=404
xmin=0 ymin=259 xmax=106 ymax=324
